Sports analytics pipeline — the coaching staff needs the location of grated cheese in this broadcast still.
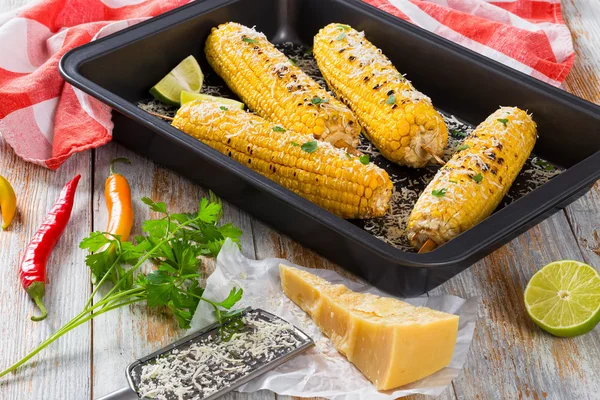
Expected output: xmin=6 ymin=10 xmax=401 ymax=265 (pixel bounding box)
xmin=134 ymin=311 xmax=309 ymax=399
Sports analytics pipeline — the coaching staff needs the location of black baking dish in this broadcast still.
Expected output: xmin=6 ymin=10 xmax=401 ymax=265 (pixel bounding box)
xmin=60 ymin=0 xmax=600 ymax=296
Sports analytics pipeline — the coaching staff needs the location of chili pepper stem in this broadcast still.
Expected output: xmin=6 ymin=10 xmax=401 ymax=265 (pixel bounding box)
xmin=26 ymin=281 xmax=48 ymax=322
xmin=109 ymin=158 xmax=131 ymax=175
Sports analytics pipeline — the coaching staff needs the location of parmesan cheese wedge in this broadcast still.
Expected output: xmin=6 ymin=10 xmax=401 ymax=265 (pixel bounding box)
xmin=279 ymin=264 xmax=459 ymax=390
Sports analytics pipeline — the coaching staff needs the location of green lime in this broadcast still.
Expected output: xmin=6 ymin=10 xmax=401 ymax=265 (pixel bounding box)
xmin=150 ymin=56 xmax=203 ymax=106
xmin=180 ymin=91 xmax=245 ymax=110
xmin=524 ymin=260 xmax=600 ymax=337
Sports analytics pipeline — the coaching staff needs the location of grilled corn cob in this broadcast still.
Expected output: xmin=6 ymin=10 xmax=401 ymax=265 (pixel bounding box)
xmin=313 ymin=23 xmax=448 ymax=168
xmin=205 ymin=22 xmax=360 ymax=150
xmin=172 ymin=101 xmax=393 ymax=219
xmin=406 ymin=107 xmax=537 ymax=250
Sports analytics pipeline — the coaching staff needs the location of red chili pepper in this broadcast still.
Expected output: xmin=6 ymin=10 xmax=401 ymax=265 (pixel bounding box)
xmin=19 ymin=174 xmax=81 ymax=321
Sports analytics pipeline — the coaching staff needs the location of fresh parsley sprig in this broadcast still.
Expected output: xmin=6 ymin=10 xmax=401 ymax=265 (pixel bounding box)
xmin=0 ymin=194 xmax=243 ymax=378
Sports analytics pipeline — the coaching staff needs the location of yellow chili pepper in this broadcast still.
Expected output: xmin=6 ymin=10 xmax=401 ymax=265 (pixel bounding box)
xmin=0 ymin=175 xmax=16 ymax=230
xmin=106 ymin=158 xmax=134 ymax=242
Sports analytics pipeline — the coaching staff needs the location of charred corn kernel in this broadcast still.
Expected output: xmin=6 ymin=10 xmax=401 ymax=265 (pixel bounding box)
xmin=313 ymin=24 xmax=448 ymax=168
xmin=407 ymin=107 xmax=537 ymax=250
xmin=205 ymin=22 xmax=360 ymax=150
xmin=172 ymin=101 xmax=393 ymax=219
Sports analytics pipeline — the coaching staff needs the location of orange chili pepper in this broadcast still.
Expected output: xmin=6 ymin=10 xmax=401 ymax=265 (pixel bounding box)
xmin=105 ymin=158 xmax=133 ymax=242
xmin=0 ymin=175 xmax=16 ymax=230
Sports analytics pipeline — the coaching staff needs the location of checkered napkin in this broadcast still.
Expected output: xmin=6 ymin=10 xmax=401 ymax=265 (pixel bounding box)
xmin=0 ymin=0 xmax=574 ymax=169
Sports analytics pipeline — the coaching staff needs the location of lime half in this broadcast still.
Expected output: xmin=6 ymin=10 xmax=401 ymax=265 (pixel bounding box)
xmin=524 ymin=260 xmax=600 ymax=337
xmin=150 ymin=56 xmax=203 ymax=106
xmin=180 ymin=91 xmax=245 ymax=109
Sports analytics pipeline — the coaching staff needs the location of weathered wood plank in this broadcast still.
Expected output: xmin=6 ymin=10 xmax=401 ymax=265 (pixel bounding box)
xmin=562 ymin=0 xmax=600 ymax=105
xmin=430 ymin=212 xmax=600 ymax=400
xmin=90 ymin=142 xmax=271 ymax=400
xmin=0 ymin=139 xmax=92 ymax=400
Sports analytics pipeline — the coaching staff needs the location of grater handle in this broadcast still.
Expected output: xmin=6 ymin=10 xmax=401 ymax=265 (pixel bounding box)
xmin=96 ymin=387 xmax=138 ymax=400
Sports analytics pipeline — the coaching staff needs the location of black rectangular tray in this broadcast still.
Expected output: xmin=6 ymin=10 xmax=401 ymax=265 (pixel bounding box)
xmin=60 ymin=0 xmax=600 ymax=296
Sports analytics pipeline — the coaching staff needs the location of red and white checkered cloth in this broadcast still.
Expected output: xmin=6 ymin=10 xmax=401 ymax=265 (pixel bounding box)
xmin=0 ymin=0 xmax=574 ymax=169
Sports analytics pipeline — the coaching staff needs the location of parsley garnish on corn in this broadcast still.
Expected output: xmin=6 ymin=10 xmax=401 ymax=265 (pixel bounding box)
xmin=432 ymin=188 xmax=447 ymax=197
xmin=407 ymin=107 xmax=537 ymax=251
xmin=171 ymin=101 xmax=393 ymax=219
xmin=313 ymin=23 xmax=448 ymax=168
xmin=471 ymin=173 xmax=483 ymax=183
xmin=301 ymin=140 xmax=319 ymax=153
xmin=205 ymin=22 xmax=360 ymax=150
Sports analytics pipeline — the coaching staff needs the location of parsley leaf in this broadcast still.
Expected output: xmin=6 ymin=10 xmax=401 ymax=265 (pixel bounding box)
xmin=449 ymin=180 xmax=458 ymax=184
xmin=386 ymin=94 xmax=396 ymax=105
xmin=142 ymin=219 xmax=169 ymax=238
xmin=359 ymin=154 xmax=370 ymax=165
xmin=534 ymin=158 xmax=555 ymax=171
xmin=456 ymin=144 xmax=470 ymax=151
xmin=432 ymin=188 xmax=447 ymax=197
xmin=311 ymin=96 xmax=329 ymax=105
xmin=197 ymin=197 xmax=222 ymax=224
xmin=497 ymin=118 xmax=509 ymax=127
xmin=215 ymin=287 xmax=244 ymax=309
xmin=242 ymin=37 xmax=258 ymax=44
xmin=450 ymin=129 xmax=467 ymax=138
xmin=79 ymin=231 xmax=113 ymax=253
xmin=336 ymin=24 xmax=350 ymax=31
xmin=167 ymin=300 xmax=194 ymax=329
xmin=146 ymin=271 xmax=176 ymax=307
xmin=220 ymin=106 xmax=228 ymax=111
xmin=472 ymin=173 xmax=483 ymax=183
xmin=301 ymin=140 xmax=318 ymax=153
xmin=142 ymin=197 xmax=167 ymax=214
xmin=291 ymin=141 xmax=300 ymax=147
xmin=272 ymin=126 xmax=286 ymax=133
xmin=288 ymin=57 xmax=297 ymax=65
xmin=345 ymin=152 xmax=352 ymax=160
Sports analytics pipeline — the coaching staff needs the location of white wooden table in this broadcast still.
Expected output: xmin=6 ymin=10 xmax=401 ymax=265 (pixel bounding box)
xmin=1 ymin=1 xmax=599 ymax=399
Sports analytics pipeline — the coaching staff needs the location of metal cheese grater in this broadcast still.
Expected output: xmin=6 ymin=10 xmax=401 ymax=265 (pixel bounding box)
xmin=97 ymin=308 xmax=314 ymax=400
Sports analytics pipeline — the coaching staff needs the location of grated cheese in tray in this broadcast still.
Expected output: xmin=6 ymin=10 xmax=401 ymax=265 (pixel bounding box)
xmin=132 ymin=310 xmax=311 ymax=399
xmin=138 ymin=43 xmax=563 ymax=253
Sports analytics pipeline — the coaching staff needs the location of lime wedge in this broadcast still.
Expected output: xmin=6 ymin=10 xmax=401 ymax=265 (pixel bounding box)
xmin=524 ymin=260 xmax=600 ymax=337
xmin=150 ymin=56 xmax=203 ymax=106
xmin=180 ymin=91 xmax=245 ymax=110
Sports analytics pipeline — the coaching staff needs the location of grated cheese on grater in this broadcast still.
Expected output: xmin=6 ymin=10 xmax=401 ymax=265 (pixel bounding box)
xmin=133 ymin=311 xmax=308 ymax=400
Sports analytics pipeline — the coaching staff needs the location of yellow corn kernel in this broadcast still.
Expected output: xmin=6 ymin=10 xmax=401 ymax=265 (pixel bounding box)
xmin=406 ymin=107 xmax=537 ymax=250
xmin=172 ymin=101 xmax=393 ymax=219
xmin=313 ymin=23 xmax=448 ymax=168
xmin=205 ymin=22 xmax=360 ymax=150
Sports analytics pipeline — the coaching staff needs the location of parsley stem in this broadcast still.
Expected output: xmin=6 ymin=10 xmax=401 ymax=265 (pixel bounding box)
xmin=188 ymin=293 xmax=223 ymax=324
xmin=0 ymin=298 xmax=144 ymax=378
xmin=85 ymin=252 xmax=121 ymax=309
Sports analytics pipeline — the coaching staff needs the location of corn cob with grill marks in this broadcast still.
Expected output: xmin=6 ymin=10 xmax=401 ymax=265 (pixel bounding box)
xmin=313 ymin=23 xmax=448 ymax=168
xmin=407 ymin=107 xmax=537 ymax=250
xmin=172 ymin=101 xmax=393 ymax=219
xmin=205 ymin=22 xmax=360 ymax=151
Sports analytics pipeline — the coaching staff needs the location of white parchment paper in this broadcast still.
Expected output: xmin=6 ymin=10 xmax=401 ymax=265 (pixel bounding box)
xmin=189 ymin=239 xmax=478 ymax=399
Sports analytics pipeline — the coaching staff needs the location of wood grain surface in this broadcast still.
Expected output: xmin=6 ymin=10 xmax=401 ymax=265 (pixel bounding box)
xmin=0 ymin=0 xmax=599 ymax=399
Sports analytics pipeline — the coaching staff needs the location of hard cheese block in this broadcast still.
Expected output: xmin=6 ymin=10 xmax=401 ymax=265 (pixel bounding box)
xmin=279 ymin=264 xmax=459 ymax=390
